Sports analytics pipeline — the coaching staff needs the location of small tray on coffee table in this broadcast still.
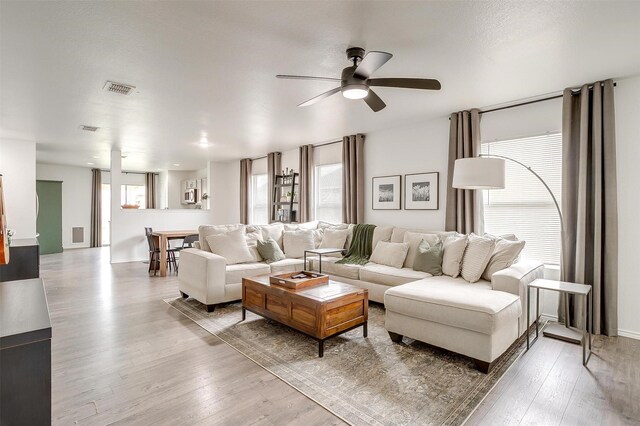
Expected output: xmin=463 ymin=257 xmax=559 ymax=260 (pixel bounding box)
xmin=269 ymin=271 xmax=328 ymax=290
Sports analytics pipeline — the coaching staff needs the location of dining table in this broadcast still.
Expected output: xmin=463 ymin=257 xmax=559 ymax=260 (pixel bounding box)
xmin=151 ymin=230 xmax=197 ymax=277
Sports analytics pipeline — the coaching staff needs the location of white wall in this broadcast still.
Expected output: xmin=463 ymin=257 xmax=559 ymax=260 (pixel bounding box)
xmin=364 ymin=119 xmax=450 ymax=229
xmin=0 ymin=139 xmax=37 ymax=239
xmin=36 ymin=163 xmax=92 ymax=249
xmin=614 ymin=75 xmax=640 ymax=339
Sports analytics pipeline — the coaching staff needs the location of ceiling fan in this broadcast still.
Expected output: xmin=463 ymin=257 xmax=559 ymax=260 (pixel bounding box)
xmin=277 ymin=47 xmax=441 ymax=112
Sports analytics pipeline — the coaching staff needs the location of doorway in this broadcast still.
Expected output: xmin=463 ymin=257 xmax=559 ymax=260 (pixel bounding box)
xmin=36 ymin=180 xmax=63 ymax=254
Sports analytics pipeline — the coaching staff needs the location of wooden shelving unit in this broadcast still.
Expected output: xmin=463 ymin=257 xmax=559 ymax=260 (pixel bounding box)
xmin=271 ymin=173 xmax=299 ymax=223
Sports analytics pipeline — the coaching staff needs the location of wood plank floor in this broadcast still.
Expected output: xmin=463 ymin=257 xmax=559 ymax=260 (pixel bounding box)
xmin=41 ymin=247 xmax=640 ymax=425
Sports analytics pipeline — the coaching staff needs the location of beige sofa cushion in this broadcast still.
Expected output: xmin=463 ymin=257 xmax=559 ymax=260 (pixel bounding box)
xmin=391 ymin=227 xmax=455 ymax=243
xmin=269 ymin=258 xmax=305 ymax=274
xmin=384 ymin=277 xmax=521 ymax=335
xmin=310 ymin=257 xmax=363 ymax=280
xmin=442 ymin=233 xmax=468 ymax=278
xmin=225 ymin=262 xmax=270 ymax=284
xmin=319 ymin=228 xmax=350 ymax=250
xmin=359 ymin=263 xmax=431 ymax=286
xmin=372 ymin=226 xmax=394 ymax=250
xmin=205 ymin=229 xmax=254 ymax=265
xmin=402 ymin=231 xmax=440 ymax=268
xmin=199 ymin=224 xmax=244 ymax=252
xmin=482 ymin=236 xmax=526 ymax=281
xmin=370 ymin=241 xmax=409 ymax=269
xmin=283 ymin=229 xmax=315 ymax=258
xmin=259 ymin=223 xmax=286 ymax=248
xmin=460 ymin=234 xmax=496 ymax=283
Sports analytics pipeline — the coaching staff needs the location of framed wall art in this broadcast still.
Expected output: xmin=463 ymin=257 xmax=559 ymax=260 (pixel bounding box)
xmin=404 ymin=172 xmax=439 ymax=210
xmin=372 ymin=175 xmax=401 ymax=210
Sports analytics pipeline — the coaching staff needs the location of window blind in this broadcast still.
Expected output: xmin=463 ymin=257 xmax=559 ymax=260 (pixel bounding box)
xmin=481 ymin=133 xmax=562 ymax=265
xmin=314 ymin=163 xmax=343 ymax=224
xmin=251 ymin=173 xmax=268 ymax=225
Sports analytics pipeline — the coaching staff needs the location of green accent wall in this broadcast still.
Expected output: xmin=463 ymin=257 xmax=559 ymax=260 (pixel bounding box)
xmin=36 ymin=180 xmax=63 ymax=254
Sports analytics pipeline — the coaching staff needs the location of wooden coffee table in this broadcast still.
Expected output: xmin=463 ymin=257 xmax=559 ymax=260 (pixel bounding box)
xmin=241 ymin=275 xmax=368 ymax=357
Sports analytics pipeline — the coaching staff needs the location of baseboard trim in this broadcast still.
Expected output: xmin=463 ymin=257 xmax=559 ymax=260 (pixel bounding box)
xmin=618 ymin=329 xmax=640 ymax=340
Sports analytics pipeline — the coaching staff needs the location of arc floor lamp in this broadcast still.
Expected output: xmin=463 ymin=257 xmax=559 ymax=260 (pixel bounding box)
xmin=452 ymin=155 xmax=580 ymax=344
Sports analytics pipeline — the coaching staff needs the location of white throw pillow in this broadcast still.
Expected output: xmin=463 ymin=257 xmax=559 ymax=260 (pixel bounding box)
xmin=442 ymin=234 xmax=468 ymax=278
xmin=205 ymin=229 xmax=254 ymax=265
xmin=460 ymin=234 xmax=496 ymax=283
xmin=259 ymin=223 xmax=285 ymax=248
xmin=245 ymin=230 xmax=264 ymax=262
xmin=372 ymin=226 xmax=394 ymax=250
xmin=481 ymin=236 xmax=525 ymax=281
xmin=319 ymin=228 xmax=350 ymax=250
xmin=199 ymin=224 xmax=244 ymax=252
xmin=282 ymin=229 xmax=316 ymax=258
xmin=370 ymin=241 xmax=410 ymax=269
xmin=402 ymin=231 xmax=440 ymax=268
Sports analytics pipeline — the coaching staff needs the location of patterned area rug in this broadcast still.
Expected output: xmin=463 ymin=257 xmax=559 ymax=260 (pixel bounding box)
xmin=165 ymin=297 xmax=531 ymax=426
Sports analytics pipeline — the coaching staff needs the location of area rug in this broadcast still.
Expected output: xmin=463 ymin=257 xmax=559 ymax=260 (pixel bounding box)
xmin=165 ymin=297 xmax=533 ymax=426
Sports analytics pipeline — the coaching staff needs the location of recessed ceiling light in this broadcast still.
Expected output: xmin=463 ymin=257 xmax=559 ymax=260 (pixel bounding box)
xmin=87 ymin=162 xmax=95 ymax=165
xmin=92 ymin=155 xmax=100 ymax=159
xmin=173 ymin=163 xmax=180 ymax=166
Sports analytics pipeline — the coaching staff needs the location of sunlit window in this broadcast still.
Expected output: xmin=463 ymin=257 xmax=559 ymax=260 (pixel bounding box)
xmin=314 ymin=163 xmax=343 ymax=224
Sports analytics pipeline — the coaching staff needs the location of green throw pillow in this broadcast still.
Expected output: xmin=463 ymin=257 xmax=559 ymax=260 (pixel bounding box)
xmin=256 ymin=238 xmax=286 ymax=263
xmin=413 ymin=239 xmax=443 ymax=276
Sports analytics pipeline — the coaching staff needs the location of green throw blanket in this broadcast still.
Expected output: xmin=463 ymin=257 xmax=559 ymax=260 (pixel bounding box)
xmin=337 ymin=224 xmax=376 ymax=265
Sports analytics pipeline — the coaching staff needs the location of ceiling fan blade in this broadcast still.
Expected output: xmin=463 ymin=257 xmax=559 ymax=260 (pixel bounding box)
xmin=277 ymin=74 xmax=341 ymax=83
xmin=363 ymin=89 xmax=386 ymax=112
xmin=297 ymin=87 xmax=341 ymax=107
xmin=369 ymin=78 xmax=441 ymax=90
xmin=353 ymin=51 xmax=393 ymax=80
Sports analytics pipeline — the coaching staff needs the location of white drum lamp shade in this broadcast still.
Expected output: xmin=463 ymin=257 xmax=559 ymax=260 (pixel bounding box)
xmin=452 ymin=157 xmax=505 ymax=190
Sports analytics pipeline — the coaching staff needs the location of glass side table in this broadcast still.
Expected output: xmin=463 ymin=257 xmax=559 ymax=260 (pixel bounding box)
xmin=527 ymin=278 xmax=592 ymax=366
xmin=303 ymin=248 xmax=344 ymax=273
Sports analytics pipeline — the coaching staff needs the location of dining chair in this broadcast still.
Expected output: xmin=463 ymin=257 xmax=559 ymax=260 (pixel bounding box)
xmin=145 ymin=227 xmax=178 ymax=275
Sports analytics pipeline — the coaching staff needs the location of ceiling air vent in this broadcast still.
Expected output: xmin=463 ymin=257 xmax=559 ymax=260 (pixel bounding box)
xmin=103 ymin=81 xmax=136 ymax=95
xmin=80 ymin=125 xmax=99 ymax=132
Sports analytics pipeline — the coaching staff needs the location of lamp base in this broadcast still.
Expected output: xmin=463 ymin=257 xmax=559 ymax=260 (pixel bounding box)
xmin=542 ymin=322 xmax=582 ymax=345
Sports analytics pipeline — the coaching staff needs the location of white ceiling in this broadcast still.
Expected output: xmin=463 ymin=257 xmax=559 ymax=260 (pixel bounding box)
xmin=2 ymin=1 xmax=640 ymax=171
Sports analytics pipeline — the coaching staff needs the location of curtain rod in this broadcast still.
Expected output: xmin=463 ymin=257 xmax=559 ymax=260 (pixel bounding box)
xmin=250 ymin=139 xmax=343 ymax=160
xmin=451 ymin=81 xmax=617 ymax=118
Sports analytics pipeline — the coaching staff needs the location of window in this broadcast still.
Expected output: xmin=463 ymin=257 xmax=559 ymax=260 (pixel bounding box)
xmin=251 ymin=173 xmax=268 ymax=224
xmin=314 ymin=163 xmax=343 ymax=224
xmin=121 ymin=185 xmax=146 ymax=209
xmin=481 ymin=133 xmax=562 ymax=265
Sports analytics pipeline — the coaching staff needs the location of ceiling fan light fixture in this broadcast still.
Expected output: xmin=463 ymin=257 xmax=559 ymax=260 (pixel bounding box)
xmin=342 ymin=84 xmax=369 ymax=99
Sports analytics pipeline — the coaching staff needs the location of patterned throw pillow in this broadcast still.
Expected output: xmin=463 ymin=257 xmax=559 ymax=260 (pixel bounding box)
xmin=460 ymin=233 xmax=496 ymax=283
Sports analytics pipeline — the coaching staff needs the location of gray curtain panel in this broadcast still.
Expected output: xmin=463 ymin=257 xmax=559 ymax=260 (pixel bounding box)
xmin=90 ymin=168 xmax=102 ymax=247
xmin=560 ymin=79 xmax=618 ymax=336
xmin=267 ymin=152 xmax=281 ymax=223
xmin=145 ymin=172 xmax=157 ymax=209
xmin=445 ymin=109 xmax=482 ymax=234
xmin=239 ymin=158 xmax=252 ymax=224
xmin=298 ymin=145 xmax=314 ymax=223
xmin=342 ymin=134 xmax=365 ymax=224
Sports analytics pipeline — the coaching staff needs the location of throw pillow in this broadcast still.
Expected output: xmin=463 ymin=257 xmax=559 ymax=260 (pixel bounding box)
xmin=259 ymin=223 xmax=285 ymax=248
xmin=369 ymin=241 xmax=410 ymax=269
xmin=460 ymin=233 xmax=496 ymax=283
xmin=371 ymin=226 xmax=394 ymax=250
xmin=256 ymin=238 xmax=286 ymax=263
xmin=245 ymin=230 xmax=264 ymax=262
xmin=442 ymin=233 xmax=468 ymax=278
xmin=413 ymin=239 xmax=443 ymax=276
xmin=198 ymin=224 xmax=244 ymax=252
xmin=481 ymin=236 xmax=526 ymax=281
xmin=205 ymin=229 xmax=254 ymax=265
xmin=319 ymin=228 xmax=350 ymax=250
xmin=282 ymin=229 xmax=315 ymax=258
xmin=402 ymin=231 xmax=440 ymax=268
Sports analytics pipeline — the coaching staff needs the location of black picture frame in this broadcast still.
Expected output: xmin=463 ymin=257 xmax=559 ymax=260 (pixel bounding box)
xmin=404 ymin=172 xmax=439 ymax=210
xmin=372 ymin=175 xmax=401 ymax=210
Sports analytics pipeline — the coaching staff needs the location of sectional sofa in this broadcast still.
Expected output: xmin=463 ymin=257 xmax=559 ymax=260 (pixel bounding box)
xmin=177 ymin=222 xmax=543 ymax=372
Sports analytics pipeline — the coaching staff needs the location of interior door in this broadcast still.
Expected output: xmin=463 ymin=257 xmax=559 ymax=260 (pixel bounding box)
xmin=36 ymin=180 xmax=63 ymax=254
